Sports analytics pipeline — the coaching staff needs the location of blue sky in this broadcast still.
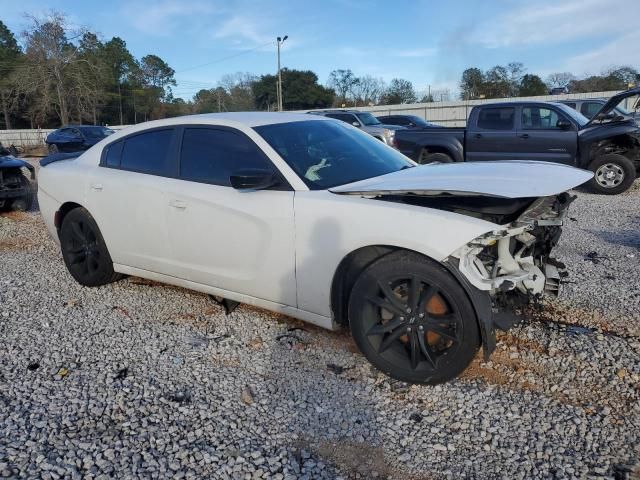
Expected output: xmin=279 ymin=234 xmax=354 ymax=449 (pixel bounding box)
xmin=3 ymin=0 xmax=638 ymax=99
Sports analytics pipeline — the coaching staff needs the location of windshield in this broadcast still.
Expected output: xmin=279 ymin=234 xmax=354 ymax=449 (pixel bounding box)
xmin=554 ymin=103 xmax=588 ymax=127
xmin=79 ymin=126 xmax=115 ymax=139
xmin=355 ymin=112 xmax=382 ymax=126
xmin=254 ymin=120 xmax=414 ymax=190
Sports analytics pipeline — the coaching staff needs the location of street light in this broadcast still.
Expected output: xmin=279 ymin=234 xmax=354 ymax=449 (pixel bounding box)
xmin=276 ymin=35 xmax=288 ymax=111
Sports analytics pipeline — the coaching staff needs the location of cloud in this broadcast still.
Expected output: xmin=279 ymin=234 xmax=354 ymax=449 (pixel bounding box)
xmin=565 ymin=30 xmax=640 ymax=76
xmin=476 ymin=0 xmax=639 ymax=48
xmin=213 ymin=15 xmax=274 ymax=47
xmin=124 ymin=0 xmax=216 ymax=36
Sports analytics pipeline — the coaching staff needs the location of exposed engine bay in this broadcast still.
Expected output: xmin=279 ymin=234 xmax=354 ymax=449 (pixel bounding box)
xmin=381 ymin=192 xmax=574 ymax=304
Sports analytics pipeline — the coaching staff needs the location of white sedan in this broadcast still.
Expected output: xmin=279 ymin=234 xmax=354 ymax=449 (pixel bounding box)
xmin=37 ymin=113 xmax=591 ymax=384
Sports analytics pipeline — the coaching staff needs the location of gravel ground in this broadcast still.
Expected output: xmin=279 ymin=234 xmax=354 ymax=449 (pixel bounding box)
xmin=0 ymin=168 xmax=639 ymax=479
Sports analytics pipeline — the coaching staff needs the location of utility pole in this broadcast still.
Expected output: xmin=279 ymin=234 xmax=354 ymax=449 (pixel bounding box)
xmin=276 ymin=35 xmax=288 ymax=111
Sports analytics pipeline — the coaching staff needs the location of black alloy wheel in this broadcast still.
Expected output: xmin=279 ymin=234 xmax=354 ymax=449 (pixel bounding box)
xmin=349 ymin=251 xmax=480 ymax=384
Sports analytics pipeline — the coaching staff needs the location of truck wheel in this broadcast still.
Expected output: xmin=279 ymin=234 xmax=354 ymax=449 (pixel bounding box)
xmin=588 ymin=154 xmax=635 ymax=195
xmin=348 ymin=250 xmax=480 ymax=384
xmin=419 ymin=151 xmax=453 ymax=165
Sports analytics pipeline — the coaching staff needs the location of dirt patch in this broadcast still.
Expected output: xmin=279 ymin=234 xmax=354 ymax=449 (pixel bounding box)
xmin=0 ymin=236 xmax=36 ymax=251
xmin=0 ymin=211 xmax=31 ymax=221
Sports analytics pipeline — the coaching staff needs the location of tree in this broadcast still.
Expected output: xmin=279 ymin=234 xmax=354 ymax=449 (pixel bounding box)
xmin=546 ymin=72 xmax=575 ymax=89
xmin=219 ymin=72 xmax=257 ymax=111
xmin=483 ymin=66 xmax=511 ymax=98
xmin=0 ymin=20 xmax=21 ymax=129
xmin=459 ymin=67 xmax=484 ymax=100
xmin=327 ymin=69 xmax=359 ymax=106
xmin=352 ymin=75 xmax=386 ymax=106
xmin=382 ymin=78 xmax=416 ymax=104
xmin=253 ymin=68 xmax=334 ymax=110
xmin=519 ymin=74 xmax=548 ymax=96
xmin=139 ymin=54 xmax=176 ymax=100
xmin=506 ymin=62 xmax=525 ymax=96
xmin=101 ymin=37 xmax=138 ymax=125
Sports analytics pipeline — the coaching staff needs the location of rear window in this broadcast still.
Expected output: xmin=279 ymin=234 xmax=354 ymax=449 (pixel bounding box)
xmin=104 ymin=141 xmax=123 ymax=168
xmin=477 ymin=107 xmax=515 ymax=130
xmin=121 ymin=129 xmax=173 ymax=176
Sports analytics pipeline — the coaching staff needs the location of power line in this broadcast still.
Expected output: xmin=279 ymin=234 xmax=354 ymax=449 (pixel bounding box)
xmin=175 ymin=41 xmax=274 ymax=73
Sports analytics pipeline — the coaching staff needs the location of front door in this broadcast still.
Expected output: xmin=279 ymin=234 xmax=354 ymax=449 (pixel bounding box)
xmin=164 ymin=126 xmax=297 ymax=307
xmin=516 ymin=106 xmax=577 ymax=165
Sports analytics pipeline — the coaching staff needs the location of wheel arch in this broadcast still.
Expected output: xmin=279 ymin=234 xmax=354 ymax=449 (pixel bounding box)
xmin=330 ymin=244 xmax=495 ymax=357
xmin=55 ymin=201 xmax=85 ymax=232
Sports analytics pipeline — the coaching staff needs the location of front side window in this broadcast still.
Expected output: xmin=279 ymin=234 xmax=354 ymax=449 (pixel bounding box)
xmin=121 ymin=128 xmax=174 ymax=176
xmin=254 ymin=120 xmax=413 ymax=190
xmin=476 ymin=107 xmax=515 ymax=130
xmin=179 ymin=127 xmax=274 ymax=186
xmin=521 ymin=107 xmax=561 ymax=129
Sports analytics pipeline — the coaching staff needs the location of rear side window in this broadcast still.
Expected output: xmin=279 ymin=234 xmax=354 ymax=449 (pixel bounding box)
xmin=326 ymin=113 xmax=357 ymax=124
xmin=121 ymin=129 xmax=173 ymax=176
xmin=476 ymin=107 xmax=515 ymax=130
xmin=180 ymin=128 xmax=274 ymax=186
xmin=104 ymin=141 xmax=123 ymax=168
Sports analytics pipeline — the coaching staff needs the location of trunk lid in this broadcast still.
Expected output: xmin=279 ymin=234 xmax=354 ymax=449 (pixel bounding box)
xmin=329 ymin=161 xmax=593 ymax=198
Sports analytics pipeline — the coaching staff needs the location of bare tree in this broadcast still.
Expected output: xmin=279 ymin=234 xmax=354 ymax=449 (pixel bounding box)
xmin=546 ymin=72 xmax=575 ymax=89
xmin=352 ymin=75 xmax=386 ymax=106
xmin=328 ymin=69 xmax=359 ymax=106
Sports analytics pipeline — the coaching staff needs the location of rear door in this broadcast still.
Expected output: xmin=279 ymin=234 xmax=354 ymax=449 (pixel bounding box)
xmin=162 ymin=125 xmax=297 ymax=307
xmin=515 ymin=105 xmax=577 ymax=165
xmin=86 ymin=127 xmax=177 ymax=273
xmin=465 ymin=106 xmax=519 ymax=161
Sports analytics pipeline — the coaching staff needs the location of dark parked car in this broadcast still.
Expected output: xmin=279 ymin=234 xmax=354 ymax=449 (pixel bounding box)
xmin=549 ymin=87 xmax=569 ymax=95
xmin=46 ymin=125 xmax=115 ymax=153
xmin=376 ymin=115 xmax=437 ymax=129
xmin=394 ymin=87 xmax=640 ymax=194
xmin=556 ymin=98 xmax=639 ymax=122
xmin=0 ymin=144 xmax=35 ymax=212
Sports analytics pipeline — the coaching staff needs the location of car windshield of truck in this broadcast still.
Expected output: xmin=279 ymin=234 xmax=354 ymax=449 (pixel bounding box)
xmin=255 ymin=120 xmax=414 ymax=190
xmin=554 ymin=103 xmax=588 ymax=127
xmin=356 ymin=112 xmax=382 ymax=126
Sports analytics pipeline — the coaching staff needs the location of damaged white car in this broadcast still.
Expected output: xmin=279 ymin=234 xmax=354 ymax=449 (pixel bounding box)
xmin=37 ymin=113 xmax=592 ymax=384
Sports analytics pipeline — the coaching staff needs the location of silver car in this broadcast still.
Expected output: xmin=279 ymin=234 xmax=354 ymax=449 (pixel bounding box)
xmin=308 ymin=110 xmax=405 ymax=147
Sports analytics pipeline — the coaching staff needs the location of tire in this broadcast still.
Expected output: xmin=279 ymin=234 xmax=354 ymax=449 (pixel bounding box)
xmin=348 ymin=250 xmax=480 ymax=385
xmin=59 ymin=207 xmax=123 ymax=287
xmin=419 ymin=151 xmax=453 ymax=165
xmin=588 ymin=154 xmax=636 ymax=195
xmin=48 ymin=144 xmax=59 ymax=154
xmin=10 ymin=174 xmax=34 ymax=212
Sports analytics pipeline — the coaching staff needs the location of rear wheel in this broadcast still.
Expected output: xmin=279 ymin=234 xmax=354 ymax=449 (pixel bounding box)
xmin=348 ymin=251 xmax=480 ymax=384
xmin=419 ymin=150 xmax=453 ymax=164
xmin=588 ymin=154 xmax=635 ymax=195
xmin=59 ymin=208 xmax=122 ymax=287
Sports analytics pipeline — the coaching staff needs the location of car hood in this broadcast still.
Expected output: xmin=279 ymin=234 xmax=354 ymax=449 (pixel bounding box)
xmin=329 ymin=161 xmax=593 ymax=198
xmin=585 ymin=86 xmax=640 ymax=127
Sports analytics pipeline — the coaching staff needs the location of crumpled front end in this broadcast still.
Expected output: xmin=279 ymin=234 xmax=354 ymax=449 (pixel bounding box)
xmin=450 ymin=193 xmax=574 ymax=307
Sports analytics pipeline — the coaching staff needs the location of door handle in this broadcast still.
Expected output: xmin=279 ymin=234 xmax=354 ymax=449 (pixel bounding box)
xmin=474 ymin=133 xmax=483 ymax=139
xmin=169 ymin=199 xmax=187 ymax=210
xmin=519 ymin=134 xmax=530 ymax=139
xmin=90 ymin=183 xmax=103 ymax=191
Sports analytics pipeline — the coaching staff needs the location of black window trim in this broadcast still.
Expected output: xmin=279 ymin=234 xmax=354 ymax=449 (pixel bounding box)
xmin=177 ymin=124 xmax=292 ymax=191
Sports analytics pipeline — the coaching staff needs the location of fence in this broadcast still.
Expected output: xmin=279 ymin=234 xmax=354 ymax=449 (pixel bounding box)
xmin=1 ymin=90 xmax=629 ymax=147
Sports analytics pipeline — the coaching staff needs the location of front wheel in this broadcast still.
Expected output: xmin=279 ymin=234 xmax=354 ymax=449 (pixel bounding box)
xmin=419 ymin=150 xmax=453 ymax=164
xmin=348 ymin=251 xmax=480 ymax=384
xmin=59 ymin=208 xmax=123 ymax=287
xmin=588 ymin=154 xmax=636 ymax=195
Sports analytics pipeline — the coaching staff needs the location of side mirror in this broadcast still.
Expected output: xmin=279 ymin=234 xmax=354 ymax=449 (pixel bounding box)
xmin=556 ymin=119 xmax=572 ymax=130
xmin=230 ymin=169 xmax=279 ymax=191
xmin=351 ymin=121 xmax=361 ymax=127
